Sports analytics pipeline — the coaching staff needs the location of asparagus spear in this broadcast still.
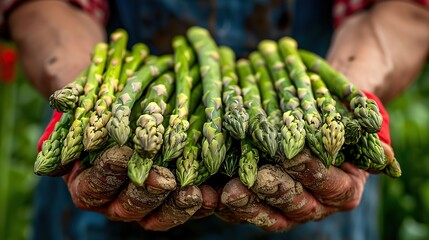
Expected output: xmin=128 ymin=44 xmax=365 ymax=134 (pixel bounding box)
xmin=236 ymin=58 xmax=278 ymax=157
xmin=176 ymin=104 xmax=206 ymax=187
xmin=34 ymin=113 xmax=74 ymax=176
xmin=249 ymin=51 xmax=282 ymax=130
xmin=383 ymin=157 xmax=402 ymax=178
xmin=162 ymin=36 xmax=195 ymax=162
xmin=299 ymin=50 xmax=382 ymax=133
xmin=357 ymin=132 xmax=387 ymax=171
xmin=239 ymin=139 xmax=259 ymax=188
xmin=219 ymin=46 xmax=249 ymax=140
xmin=127 ymin=150 xmax=154 ymax=187
xmin=117 ymin=43 xmax=149 ymax=92
xmin=258 ymin=40 xmax=305 ymax=160
xmin=309 ymin=72 xmax=345 ymax=161
xmin=84 ymin=29 xmax=128 ymax=151
xmin=49 ymin=68 xmax=89 ymax=113
xmin=334 ymin=96 xmax=363 ymax=145
xmin=107 ymin=55 xmax=174 ymax=146
xmin=128 ymin=86 xmax=176 ymax=186
xmin=221 ymin=140 xmax=240 ymax=178
xmin=274 ymin=38 xmax=331 ymax=167
xmin=187 ymin=26 xmax=226 ymax=175
xmin=133 ymin=71 xmax=175 ymax=157
xmin=61 ymin=43 xmax=108 ymax=164
xmin=193 ymin=163 xmax=210 ymax=186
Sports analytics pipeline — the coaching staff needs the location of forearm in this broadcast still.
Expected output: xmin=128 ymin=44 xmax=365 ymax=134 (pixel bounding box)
xmin=327 ymin=1 xmax=429 ymax=103
xmin=8 ymin=0 xmax=106 ymax=98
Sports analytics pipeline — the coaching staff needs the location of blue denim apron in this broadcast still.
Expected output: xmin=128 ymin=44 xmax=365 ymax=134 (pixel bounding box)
xmin=32 ymin=1 xmax=380 ymax=239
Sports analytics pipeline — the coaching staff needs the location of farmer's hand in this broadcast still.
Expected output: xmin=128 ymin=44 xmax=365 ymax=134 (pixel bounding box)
xmin=62 ymin=145 xmax=219 ymax=231
xmin=217 ymin=0 xmax=429 ymax=231
xmin=37 ymin=112 xmax=220 ymax=232
xmin=8 ymin=0 xmax=105 ymax=98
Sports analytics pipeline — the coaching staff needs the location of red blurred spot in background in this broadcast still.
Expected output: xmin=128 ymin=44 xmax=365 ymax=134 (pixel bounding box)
xmin=0 ymin=44 xmax=17 ymax=83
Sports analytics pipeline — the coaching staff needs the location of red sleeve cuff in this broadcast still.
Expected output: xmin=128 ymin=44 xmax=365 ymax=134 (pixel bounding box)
xmin=37 ymin=110 xmax=64 ymax=152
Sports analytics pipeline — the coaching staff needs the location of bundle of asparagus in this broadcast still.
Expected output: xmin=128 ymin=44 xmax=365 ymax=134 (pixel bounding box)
xmin=36 ymin=27 xmax=402 ymax=192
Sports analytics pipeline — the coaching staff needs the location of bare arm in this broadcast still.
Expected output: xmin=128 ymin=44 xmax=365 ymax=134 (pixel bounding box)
xmin=8 ymin=0 xmax=106 ymax=98
xmin=327 ymin=0 xmax=429 ymax=103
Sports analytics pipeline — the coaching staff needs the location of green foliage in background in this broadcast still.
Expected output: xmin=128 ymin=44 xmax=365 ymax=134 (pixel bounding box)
xmin=0 ymin=63 xmax=46 ymax=240
xmin=382 ymin=64 xmax=429 ymax=240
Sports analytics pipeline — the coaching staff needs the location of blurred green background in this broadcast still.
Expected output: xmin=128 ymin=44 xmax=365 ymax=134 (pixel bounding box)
xmin=0 ymin=42 xmax=428 ymax=240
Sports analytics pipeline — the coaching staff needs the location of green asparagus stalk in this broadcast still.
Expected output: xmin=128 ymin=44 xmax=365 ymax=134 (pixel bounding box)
xmin=128 ymin=87 xmax=177 ymax=186
xmin=220 ymin=46 xmax=249 ymax=140
xmin=187 ymin=26 xmax=226 ymax=175
xmin=383 ymin=157 xmax=402 ymax=178
xmin=117 ymin=43 xmax=150 ymax=92
xmin=127 ymin=150 xmax=154 ymax=187
xmin=61 ymin=43 xmax=108 ymax=164
xmin=49 ymin=68 xmax=89 ymax=113
xmin=299 ymin=49 xmax=382 ymax=133
xmin=334 ymin=96 xmax=362 ymax=145
xmin=84 ymin=29 xmax=128 ymax=151
xmin=258 ymin=40 xmax=305 ymax=160
xmin=107 ymin=55 xmax=174 ymax=146
xmin=193 ymin=163 xmax=210 ymax=186
xmin=308 ymin=72 xmax=345 ymax=161
xmin=176 ymin=104 xmax=206 ymax=186
xmin=34 ymin=113 xmax=74 ymax=175
xmin=357 ymin=132 xmax=387 ymax=171
xmin=332 ymin=151 xmax=345 ymax=167
xmin=162 ymin=36 xmax=195 ymax=162
xmin=236 ymin=58 xmax=278 ymax=157
xmin=239 ymin=139 xmax=259 ymax=188
xmin=249 ymin=51 xmax=282 ymax=130
xmin=275 ymin=38 xmax=331 ymax=167
xmin=221 ymin=141 xmax=240 ymax=178
xmin=133 ymin=71 xmax=175 ymax=157
xmin=189 ymin=81 xmax=203 ymax=114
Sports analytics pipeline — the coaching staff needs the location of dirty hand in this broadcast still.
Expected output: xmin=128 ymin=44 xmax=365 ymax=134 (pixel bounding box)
xmin=216 ymin=0 xmax=429 ymax=230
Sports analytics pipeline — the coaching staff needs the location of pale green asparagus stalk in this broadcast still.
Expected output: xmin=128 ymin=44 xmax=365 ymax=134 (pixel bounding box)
xmin=236 ymin=58 xmax=278 ymax=157
xmin=275 ymin=39 xmax=331 ymax=167
xmin=220 ymin=46 xmax=249 ymax=139
xmin=176 ymin=104 xmax=206 ymax=186
xmin=61 ymin=43 xmax=108 ymax=164
xmin=35 ymin=113 xmax=74 ymax=176
xmin=162 ymin=36 xmax=195 ymax=162
xmin=187 ymin=26 xmax=226 ymax=175
xmin=258 ymin=40 xmax=305 ymax=160
xmin=299 ymin=50 xmax=382 ymax=133
xmin=107 ymin=55 xmax=174 ymax=146
xmin=308 ymin=72 xmax=345 ymax=161
xmin=249 ymin=51 xmax=282 ymax=130
xmin=239 ymin=139 xmax=259 ymax=188
xmin=133 ymin=71 xmax=175 ymax=157
xmin=49 ymin=68 xmax=89 ymax=113
xmin=128 ymin=87 xmax=177 ymax=186
xmin=84 ymin=29 xmax=128 ymax=151
xmin=117 ymin=43 xmax=149 ymax=92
